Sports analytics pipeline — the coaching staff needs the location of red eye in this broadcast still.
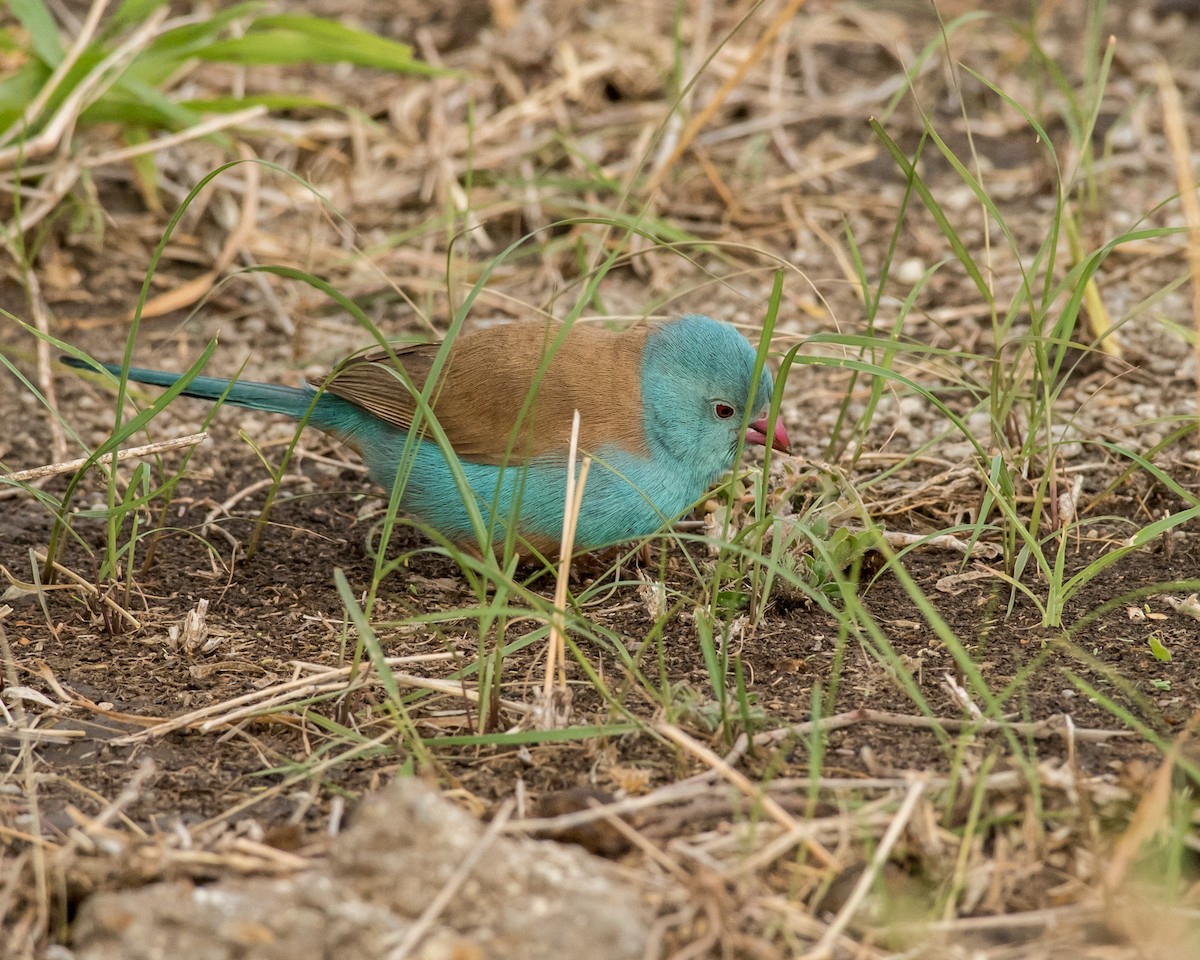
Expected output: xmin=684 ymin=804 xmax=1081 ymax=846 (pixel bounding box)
xmin=714 ymin=402 xmax=735 ymax=420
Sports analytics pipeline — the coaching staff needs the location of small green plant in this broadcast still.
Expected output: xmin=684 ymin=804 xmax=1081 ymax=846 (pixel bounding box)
xmin=783 ymin=520 xmax=875 ymax=600
xmin=1148 ymin=634 xmax=1172 ymax=663
xmin=1 ymin=2 xmax=434 ymax=134
xmin=0 ymin=1 xmax=436 ymax=243
xmin=855 ymin=10 xmax=1195 ymax=629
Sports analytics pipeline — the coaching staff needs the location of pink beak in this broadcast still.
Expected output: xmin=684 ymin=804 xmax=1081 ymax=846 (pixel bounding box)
xmin=747 ymin=415 xmax=791 ymax=454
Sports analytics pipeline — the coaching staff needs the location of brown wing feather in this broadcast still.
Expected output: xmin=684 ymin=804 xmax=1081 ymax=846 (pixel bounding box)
xmin=318 ymin=320 xmax=651 ymax=464
xmin=319 ymin=341 xmax=440 ymax=434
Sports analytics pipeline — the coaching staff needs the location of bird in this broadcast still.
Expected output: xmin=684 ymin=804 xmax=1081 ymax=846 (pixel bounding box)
xmin=63 ymin=314 xmax=791 ymax=554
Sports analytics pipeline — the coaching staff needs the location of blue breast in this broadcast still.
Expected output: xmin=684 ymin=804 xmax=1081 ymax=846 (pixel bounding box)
xmin=382 ymin=432 xmax=712 ymax=549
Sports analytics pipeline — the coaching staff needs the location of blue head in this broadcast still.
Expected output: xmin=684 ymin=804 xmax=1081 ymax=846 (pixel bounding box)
xmin=639 ymin=314 xmax=784 ymax=484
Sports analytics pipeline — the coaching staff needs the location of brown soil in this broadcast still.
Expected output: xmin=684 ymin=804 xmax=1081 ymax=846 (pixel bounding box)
xmin=5 ymin=447 xmax=1192 ymax=825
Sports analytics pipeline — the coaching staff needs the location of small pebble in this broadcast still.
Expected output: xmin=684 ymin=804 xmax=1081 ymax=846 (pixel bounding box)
xmin=966 ymin=411 xmax=992 ymax=440
xmin=895 ymin=257 xmax=926 ymax=285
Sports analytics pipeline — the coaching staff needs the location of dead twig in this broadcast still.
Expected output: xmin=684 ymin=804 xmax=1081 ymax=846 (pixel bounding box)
xmin=656 ymin=722 xmax=837 ymax=869
xmin=749 ymin=708 xmax=1137 ymax=754
xmin=536 ymin=410 xmax=590 ymax=729
xmin=2 ymin=433 xmax=208 ymax=484
xmin=109 ymin=653 xmax=526 ymax=744
xmin=4 ymin=551 xmax=141 ymax=631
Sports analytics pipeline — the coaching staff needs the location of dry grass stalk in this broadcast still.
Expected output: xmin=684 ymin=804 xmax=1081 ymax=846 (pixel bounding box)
xmin=0 ymin=104 xmax=267 ymax=185
xmin=2 ymin=432 xmax=208 ymax=484
xmin=0 ymin=0 xmax=113 ymax=156
xmin=537 ymin=410 xmax=590 ymax=729
xmin=656 ymin=721 xmax=837 ymax=869
xmin=385 ymin=799 xmax=515 ymax=960
xmin=4 ymin=551 xmax=141 ymax=630
xmin=1155 ymin=60 xmax=1200 ymax=441
xmin=109 ymin=652 xmax=526 ymax=745
xmin=748 ymin=707 xmax=1136 ymax=753
xmin=20 ymin=269 xmax=67 ymax=464
xmin=643 ymin=0 xmax=811 ymax=198
xmin=802 ymin=777 xmax=928 ymax=960
xmin=104 ymin=141 xmax=262 ymax=325
xmin=84 ymin=106 xmax=267 ymax=172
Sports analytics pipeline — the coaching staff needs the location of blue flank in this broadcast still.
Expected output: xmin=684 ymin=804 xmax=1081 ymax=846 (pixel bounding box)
xmin=64 ymin=314 xmax=774 ymax=550
xmin=307 ymin=390 xmax=691 ymax=548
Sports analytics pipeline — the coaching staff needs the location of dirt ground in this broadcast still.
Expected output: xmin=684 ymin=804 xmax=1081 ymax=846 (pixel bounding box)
xmin=4 ymin=1 xmax=1200 ymax=957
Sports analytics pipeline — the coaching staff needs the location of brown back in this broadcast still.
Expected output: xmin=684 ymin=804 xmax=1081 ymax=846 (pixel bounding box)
xmin=319 ymin=320 xmax=652 ymax=464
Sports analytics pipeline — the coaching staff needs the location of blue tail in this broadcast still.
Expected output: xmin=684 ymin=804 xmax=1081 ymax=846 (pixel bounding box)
xmin=61 ymin=356 xmax=317 ymax=420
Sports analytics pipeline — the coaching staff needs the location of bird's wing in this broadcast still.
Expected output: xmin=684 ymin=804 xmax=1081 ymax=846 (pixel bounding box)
xmin=320 ymin=341 xmax=440 ymax=433
xmin=319 ymin=321 xmax=652 ymax=465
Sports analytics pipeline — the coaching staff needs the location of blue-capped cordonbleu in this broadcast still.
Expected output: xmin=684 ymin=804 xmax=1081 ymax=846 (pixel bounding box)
xmin=63 ymin=314 xmax=790 ymax=553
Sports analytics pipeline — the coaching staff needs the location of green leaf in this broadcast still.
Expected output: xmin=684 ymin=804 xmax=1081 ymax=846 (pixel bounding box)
xmin=0 ymin=63 xmax=47 ymax=116
xmin=194 ymin=19 xmax=438 ymax=74
xmin=114 ymin=75 xmax=203 ymax=127
xmin=182 ymin=93 xmax=333 ymax=113
xmin=251 ymin=14 xmax=420 ymax=60
xmin=9 ymin=0 xmax=64 ymax=66
xmin=869 ymin=120 xmax=993 ymax=307
xmin=143 ymin=3 xmax=266 ymax=55
xmin=0 ymin=27 xmax=28 ymax=54
xmin=112 ymin=0 xmax=171 ymax=27
xmin=1148 ymin=634 xmax=1172 ymax=663
xmin=79 ymin=81 xmax=203 ymax=130
xmin=716 ymin=590 xmax=748 ymax=615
